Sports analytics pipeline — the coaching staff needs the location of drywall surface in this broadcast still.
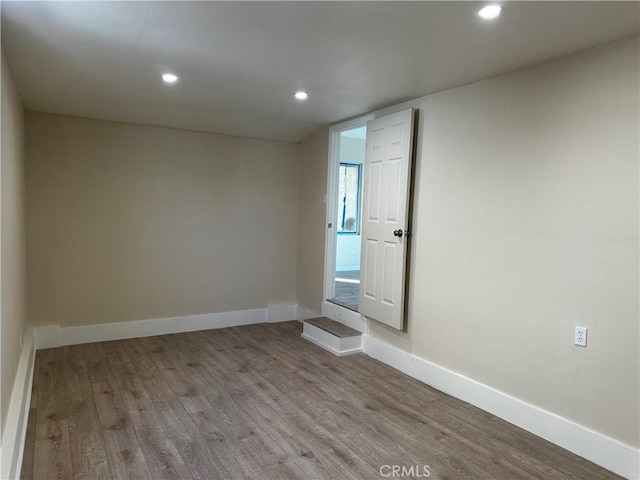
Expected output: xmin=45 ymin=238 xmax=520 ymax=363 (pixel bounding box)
xmin=336 ymin=234 xmax=360 ymax=271
xmin=370 ymin=37 xmax=640 ymax=447
xmin=296 ymin=127 xmax=328 ymax=313
xmin=26 ymin=113 xmax=300 ymax=327
xmin=1 ymin=50 xmax=26 ymax=437
xmin=299 ymin=37 xmax=640 ymax=448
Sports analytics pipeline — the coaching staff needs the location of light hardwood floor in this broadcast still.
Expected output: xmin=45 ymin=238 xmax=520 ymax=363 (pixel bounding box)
xmin=21 ymin=321 xmax=619 ymax=479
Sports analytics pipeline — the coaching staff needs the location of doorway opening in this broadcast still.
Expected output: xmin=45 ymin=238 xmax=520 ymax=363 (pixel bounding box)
xmin=324 ymin=116 xmax=372 ymax=313
xmin=323 ymin=109 xmax=415 ymax=330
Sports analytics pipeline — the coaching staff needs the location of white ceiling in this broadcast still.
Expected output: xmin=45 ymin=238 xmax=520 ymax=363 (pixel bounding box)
xmin=2 ymin=1 xmax=638 ymax=143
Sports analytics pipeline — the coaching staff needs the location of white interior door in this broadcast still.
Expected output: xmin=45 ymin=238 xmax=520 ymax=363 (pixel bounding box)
xmin=359 ymin=108 xmax=415 ymax=330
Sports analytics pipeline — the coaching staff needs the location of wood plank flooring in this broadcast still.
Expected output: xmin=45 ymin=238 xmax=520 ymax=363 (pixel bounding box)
xmin=21 ymin=321 xmax=619 ymax=479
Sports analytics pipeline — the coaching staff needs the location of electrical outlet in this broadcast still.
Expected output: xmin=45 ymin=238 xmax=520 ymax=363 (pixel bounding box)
xmin=574 ymin=326 xmax=588 ymax=347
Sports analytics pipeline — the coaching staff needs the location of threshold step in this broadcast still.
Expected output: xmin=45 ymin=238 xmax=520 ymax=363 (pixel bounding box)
xmin=302 ymin=317 xmax=362 ymax=356
xmin=305 ymin=317 xmax=361 ymax=337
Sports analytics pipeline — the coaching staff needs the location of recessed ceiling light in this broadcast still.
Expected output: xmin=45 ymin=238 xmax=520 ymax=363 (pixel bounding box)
xmin=162 ymin=73 xmax=179 ymax=84
xmin=294 ymin=91 xmax=308 ymax=100
xmin=478 ymin=5 xmax=502 ymax=19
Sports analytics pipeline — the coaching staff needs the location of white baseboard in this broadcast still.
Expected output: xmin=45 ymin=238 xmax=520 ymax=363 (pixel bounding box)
xmin=362 ymin=335 xmax=639 ymax=480
xmin=321 ymin=300 xmax=367 ymax=333
xmin=301 ymin=333 xmax=362 ymax=357
xmin=1 ymin=329 xmax=36 ymax=480
xmin=34 ymin=306 xmax=299 ymax=349
xmin=301 ymin=322 xmax=362 ymax=357
xmin=296 ymin=306 xmax=318 ymax=322
xmin=268 ymin=304 xmax=298 ymax=323
xmin=33 ymin=325 xmax=62 ymax=349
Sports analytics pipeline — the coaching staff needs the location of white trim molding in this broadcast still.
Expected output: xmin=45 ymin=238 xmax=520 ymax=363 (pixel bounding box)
xmin=33 ymin=325 xmax=61 ymax=350
xmin=362 ymin=335 xmax=640 ymax=480
xmin=323 ymin=114 xmax=374 ymax=303
xmin=302 ymin=322 xmax=362 ymax=357
xmin=268 ymin=304 xmax=299 ymax=323
xmin=296 ymin=306 xmax=319 ymax=322
xmin=34 ymin=306 xmax=298 ymax=349
xmin=321 ymin=300 xmax=368 ymax=334
xmin=1 ymin=329 xmax=36 ymax=480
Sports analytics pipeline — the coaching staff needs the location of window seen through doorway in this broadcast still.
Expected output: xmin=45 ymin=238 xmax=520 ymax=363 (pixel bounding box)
xmin=337 ymin=162 xmax=360 ymax=234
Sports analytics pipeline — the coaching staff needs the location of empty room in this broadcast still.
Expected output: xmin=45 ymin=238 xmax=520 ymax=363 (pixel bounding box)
xmin=1 ymin=2 xmax=639 ymax=479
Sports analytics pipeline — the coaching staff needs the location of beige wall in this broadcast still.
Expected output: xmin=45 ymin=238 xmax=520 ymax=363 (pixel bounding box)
xmin=1 ymin=51 xmax=26 ymax=436
xmin=299 ymin=37 xmax=640 ymax=447
xmin=26 ymin=113 xmax=300 ymax=327
xmin=296 ymin=127 xmax=328 ymax=314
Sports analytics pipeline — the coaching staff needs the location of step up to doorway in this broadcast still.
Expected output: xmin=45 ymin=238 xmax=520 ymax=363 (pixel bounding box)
xmin=302 ymin=317 xmax=362 ymax=356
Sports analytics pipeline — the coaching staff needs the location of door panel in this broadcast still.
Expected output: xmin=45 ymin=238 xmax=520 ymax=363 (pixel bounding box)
xmin=382 ymin=241 xmax=397 ymax=305
xmin=363 ymin=239 xmax=378 ymax=300
xmin=386 ymin=157 xmax=401 ymax=221
xmin=367 ymin=160 xmax=382 ymax=221
xmin=359 ymin=108 xmax=415 ymax=330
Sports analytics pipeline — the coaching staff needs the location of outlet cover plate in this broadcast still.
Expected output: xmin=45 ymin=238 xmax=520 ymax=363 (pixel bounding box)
xmin=575 ymin=326 xmax=588 ymax=347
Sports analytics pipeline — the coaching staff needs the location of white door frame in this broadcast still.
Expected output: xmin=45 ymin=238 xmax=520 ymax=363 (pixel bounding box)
xmin=322 ymin=114 xmax=373 ymax=332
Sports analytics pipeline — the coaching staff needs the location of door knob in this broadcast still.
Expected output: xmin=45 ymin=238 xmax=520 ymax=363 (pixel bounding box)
xmin=393 ymin=229 xmax=404 ymax=238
